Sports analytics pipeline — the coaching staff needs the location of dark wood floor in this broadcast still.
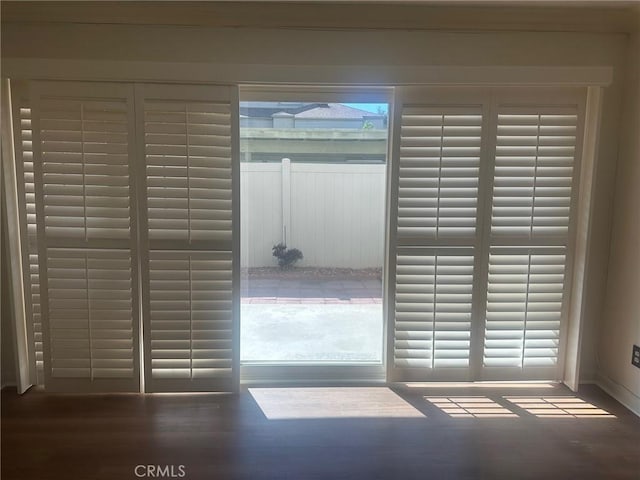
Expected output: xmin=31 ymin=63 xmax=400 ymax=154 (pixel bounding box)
xmin=2 ymin=383 xmax=639 ymax=480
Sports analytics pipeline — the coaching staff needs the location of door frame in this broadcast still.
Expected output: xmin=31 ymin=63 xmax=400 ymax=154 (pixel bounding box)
xmin=238 ymin=85 xmax=394 ymax=385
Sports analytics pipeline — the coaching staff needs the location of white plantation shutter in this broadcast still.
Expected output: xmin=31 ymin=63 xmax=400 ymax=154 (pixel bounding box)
xmin=11 ymin=86 xmax=44 ymax=385
xmin=394 ymin=249 xmax=474 ymax=371
xmin=39 ymin=99 xmax=132 ymax=241
xmin=145 ymin=101 xmax=232 ymax=245
xmin=391 ymin=100 xmax=484 ymax=381
xmin=46 ymin=249 xmax=136 ymax=381
xmin=391 ymin=88 xmax=584 ymax=382
xmin=482 ymin=100 xmax=582 ymax=379
xmin=148 ymin=251 xmax=233 ymax=385
xmin=491 ymin=110 xmax=577 ymax=240
xmin=137 ymin=84 xmax=238 ymax=392
xmin=14 ymin=82 xmax=586 ymax=390
xmin=484 ymin=249 xmax=566 ymax=369
xmin=397 ymin=107 xmax=482 ymax=243
xmin=31 ymin=82 xmax=140 ymax=392
xmin=23 ymin=82 xmax=237 ymax=393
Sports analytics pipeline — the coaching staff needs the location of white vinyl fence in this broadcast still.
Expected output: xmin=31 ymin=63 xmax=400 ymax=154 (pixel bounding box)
xmin=241 ymin=160 xmax=386 ymax=268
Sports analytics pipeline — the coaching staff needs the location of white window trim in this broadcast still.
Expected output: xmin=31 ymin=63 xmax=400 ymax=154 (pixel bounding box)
xmin=1 ymin=79 xmax=32 ymax=393
xmin=2 ymin=59 xmax=613 ymax=88
xmin=563 ymin=86 xmax=603 ymax=391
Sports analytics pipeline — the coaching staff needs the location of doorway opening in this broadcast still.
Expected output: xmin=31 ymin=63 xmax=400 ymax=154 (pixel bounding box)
xmin=239 ymin=95 xmax=390 ymax=375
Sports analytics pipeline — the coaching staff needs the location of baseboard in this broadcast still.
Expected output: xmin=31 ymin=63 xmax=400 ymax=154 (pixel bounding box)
xmin=1 ymin=382 xmax=17 ymax=391
xmin=595 ymin=373 xmax=640 ymax=418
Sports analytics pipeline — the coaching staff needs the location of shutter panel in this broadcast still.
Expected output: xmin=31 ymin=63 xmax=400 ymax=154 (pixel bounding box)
xmin=47 ymin=249 xmax=136 ymax=382
xmin=148 ymin=251 xmax=233 ymax=390
xmin=138 ymin=85 xmax=238 ymax=393
xmin=32 ymin=82 xmax=140 ymax=392
xmin=483 ymin=249 xmax=566 ymax=370
xmin=39 ymin=99 xmax=131 ymax=242
xmin=394 ymin=249 xmax=474 ymax=371
xmin=491 ymin=109 xmax=577 ymax=242
xmin=482 ymin=102 xmax=581 ymax=380
xmin=144 ymin=100 xmax=232 ymax=247
xmin=391 ymin=91 xmax=583 ymax=382
xmin=391 ymin=100 xmax=484 ymax=381
xmin=398 ymin=107 xmax=482 ymax=244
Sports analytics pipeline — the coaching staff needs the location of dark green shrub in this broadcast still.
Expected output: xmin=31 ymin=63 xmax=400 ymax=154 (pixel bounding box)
xmin=272 ymin=243 xmax=304 ymax=269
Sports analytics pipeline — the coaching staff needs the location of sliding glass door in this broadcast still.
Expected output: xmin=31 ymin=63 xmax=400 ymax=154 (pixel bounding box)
xmin=239 ymin=91 xmax=391 ymax=381
xmin=14 ymin=82 xmax=586 ymax=391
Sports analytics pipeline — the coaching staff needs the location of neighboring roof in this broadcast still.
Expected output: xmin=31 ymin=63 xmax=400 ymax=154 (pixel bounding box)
xmin=239 ymin=103 xmax=324 ymax=118
xmin=293 ymin=103 xmax=381 ymax=119
xmin=240 ymin=102 xmax=383 ymax=120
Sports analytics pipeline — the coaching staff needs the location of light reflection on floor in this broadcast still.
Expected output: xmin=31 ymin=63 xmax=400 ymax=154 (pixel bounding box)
xmin=404 ymin=382 xmax=556 ymax=389
xmin=424 ymin=395 xmax=616 ymax=419
xmin=249 ymin=387 xmax=426 ymax=420
xmin=425 ymin=396 xmax=518 ymax=418
xmin=248 ymin=387 xmax=617 ymax=421
xmin=504 ymin=396 xmax=615 ymax=418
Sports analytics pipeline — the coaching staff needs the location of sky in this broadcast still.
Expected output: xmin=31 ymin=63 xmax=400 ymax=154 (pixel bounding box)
xmin=343 ymin=103 xmax=388 ymax=115
xmin=239 ymin=101 xmax=388 ymax=115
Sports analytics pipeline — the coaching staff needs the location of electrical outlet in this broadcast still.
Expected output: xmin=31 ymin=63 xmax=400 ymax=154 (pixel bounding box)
xmin=633 ymin=345 xmax=640 ymax=369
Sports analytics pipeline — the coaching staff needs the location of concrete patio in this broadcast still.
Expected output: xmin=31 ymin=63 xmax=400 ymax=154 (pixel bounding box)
xmin=241 ymin=277 xmax=383 ymax=304
xmin=240 ymin=276 xmax=384 ymax=362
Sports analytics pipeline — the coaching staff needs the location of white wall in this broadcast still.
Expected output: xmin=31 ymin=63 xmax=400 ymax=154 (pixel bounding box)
xmin=295 ymin=119 xmax=362 ymax=129
xmin=598 ymin=32 xmax=640 ymax=414
xmin=241 ymin=162 xmax=386 ymax=268
xmin=241 ymin=163 xmax=283 ymax=268
xmin=290 ymin=163 xmax=385 ymax=268
xmin=0 ymin=11 xmax=631 ymax=383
